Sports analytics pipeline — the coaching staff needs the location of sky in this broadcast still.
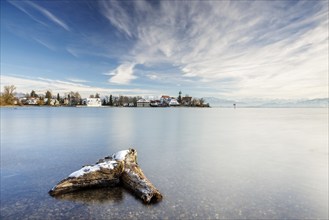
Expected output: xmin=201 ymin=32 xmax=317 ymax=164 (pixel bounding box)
xmin=1 ymin=0 xmax=328 ymax=100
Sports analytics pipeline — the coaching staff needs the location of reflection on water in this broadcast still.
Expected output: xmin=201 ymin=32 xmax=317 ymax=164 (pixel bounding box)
xmin=54 ymin=187 xmax=124 ymax=204
xmin=1 ymin=107 xmax=328 ymax=219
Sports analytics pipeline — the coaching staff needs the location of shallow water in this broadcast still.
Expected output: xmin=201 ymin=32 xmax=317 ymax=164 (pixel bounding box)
xmin=1 ymin=107 xmax=328 ymax=219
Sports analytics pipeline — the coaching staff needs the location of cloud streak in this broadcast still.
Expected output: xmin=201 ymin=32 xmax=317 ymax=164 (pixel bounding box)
xmin=100 ymin=0 xmax=328 ymax=99
xmin=9 ymin=0 xmax=70 ymax=31
xmin=33 ymin=37 xmax=56 ymax=51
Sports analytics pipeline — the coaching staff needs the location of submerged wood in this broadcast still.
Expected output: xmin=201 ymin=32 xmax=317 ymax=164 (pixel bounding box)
xmin=49 ymin=149 xmax=162 ymax=204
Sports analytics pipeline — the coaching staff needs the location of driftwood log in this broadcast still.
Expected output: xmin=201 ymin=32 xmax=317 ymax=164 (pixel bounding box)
xmin=49 ymin=149 xmax=162 ymax=204
xmin=49 ymin=159 xmax=124 ymax=196
xmin=119 ymin=149 xmax=163 ymax=203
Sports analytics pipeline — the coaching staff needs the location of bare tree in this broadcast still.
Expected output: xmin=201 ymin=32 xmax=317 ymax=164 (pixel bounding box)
xmin=67 ymin=91 xmax=81 ymax=105
xmin=0 ymin=85 xmax=16 ymax=105
xmin=118 ymin=96 xmax=124 ymax=106
xmin=199 ymin=98 xmax=205 ymax=106
xmin=123 ymin=96 xmax=129 ymax=104
xmin=191 ymin=98 xmax=199 ymax=107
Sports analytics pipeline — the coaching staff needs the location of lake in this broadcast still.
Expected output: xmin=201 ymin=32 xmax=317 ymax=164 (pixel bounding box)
xmin=0 ymin=107 xmax=328 ymax=219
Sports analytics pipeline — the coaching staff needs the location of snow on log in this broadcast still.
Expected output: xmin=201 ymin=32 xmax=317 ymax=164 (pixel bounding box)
xmin=49 ymin=159 xmax=124 ymax=196
xmin=49 ymin=149 xmax=162 ymax=204
xmin=113 ymin=149 xmax=163 ymax=203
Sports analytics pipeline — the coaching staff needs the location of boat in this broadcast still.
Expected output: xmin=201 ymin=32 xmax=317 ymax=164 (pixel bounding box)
xmin=150 ymin=100 xmax=160 ymax=107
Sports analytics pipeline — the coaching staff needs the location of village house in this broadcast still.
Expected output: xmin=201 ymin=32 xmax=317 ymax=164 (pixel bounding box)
xmin=26 ymin=98 xmax=39 ymax=105
xmin=81 ymin=98 xmax=102 ymax=107
xmin=169 ymin=98 xmax=180 ymax=106
xmin=63 ymin=98 xmax=69 ymax=105
xmin=44 ymin=98 xmax=60 ymax=106
xmin=137 ymin=98 xmax=150 ymax=107
xmin=159 ymin=95 xmax=170 ymax=106
xmin=181 ymin=96 xmax=192 ymax=106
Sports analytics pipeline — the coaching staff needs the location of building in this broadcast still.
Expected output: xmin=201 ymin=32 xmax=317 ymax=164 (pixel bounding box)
xmin=82 ymin=98 xmax=102 ymax=107
xmin=161 ymin=95 xmax=170 ymax=100
xmin=44 ymin=98 xmax=60 ymax=106
xmin=137 ymin=98 xmax=150 ymax=107
xmin=181 ymin=96 xmax=192 ymax=106
xmin=160 ymin=95 xmax=170 ymax=105
xmin=63 ymin=98 xmax=69 ymax=105
xmin=169 ymin=98 xmax=180 ymax=106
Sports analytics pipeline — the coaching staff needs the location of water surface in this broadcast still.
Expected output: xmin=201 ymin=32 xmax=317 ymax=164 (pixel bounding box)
xmin=1 ymin=107 xmax=328 ymax=219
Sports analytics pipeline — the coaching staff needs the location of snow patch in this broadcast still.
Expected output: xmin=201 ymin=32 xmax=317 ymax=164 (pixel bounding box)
xmin=112 ymin=150 xmax=129 ymax=161
xmin=68 ymin=161 xmax=117 ymax=178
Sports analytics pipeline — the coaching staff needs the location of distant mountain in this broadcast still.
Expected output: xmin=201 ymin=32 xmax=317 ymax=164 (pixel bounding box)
xmin=203 ymin=97 xmax=247 ymax=107
xmin=261 ymin=98 xmax=329 ymax=108
xmin=204 ymin=97 xmax=328 ymax=108
xmin=297 ymin=98 xmax=329 ymax=107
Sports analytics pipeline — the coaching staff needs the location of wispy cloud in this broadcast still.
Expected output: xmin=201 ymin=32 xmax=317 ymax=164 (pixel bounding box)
xmin=108 ymin=63 xmax=137 ymax=84
xmin=9 ymin=0 xmax=70 ymax=31
xmin=8 ymin=0 xmax=48 ymax=26
xmin=66 ymin=46 xmax=114 ymax=59
xmin=66 ymin=47 xmax=80 ymax=58
xmin=67 ymin=78 xmax=89 ymax=83
xmin=4 ymin=0 xmax=327 ymax=99
xmin=33 ymin=37 xmax=56 ymax=51
xmin=100 ymin=0 xmax=328 ymax=99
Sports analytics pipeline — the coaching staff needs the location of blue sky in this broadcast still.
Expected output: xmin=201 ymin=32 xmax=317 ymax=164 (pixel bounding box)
xmin=1 ymin=0 xmax=328 ymax=99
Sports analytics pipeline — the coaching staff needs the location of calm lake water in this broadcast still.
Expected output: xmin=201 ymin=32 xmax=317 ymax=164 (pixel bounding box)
xmin=1 ymin=107 xmax=328 ymax=219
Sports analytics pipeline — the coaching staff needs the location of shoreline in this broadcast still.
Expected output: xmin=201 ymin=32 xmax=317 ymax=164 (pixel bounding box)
xmin=1 ymin=105 xmax=327 ymax=109
xmin=0 ymin=105 xmax=211 ymax=108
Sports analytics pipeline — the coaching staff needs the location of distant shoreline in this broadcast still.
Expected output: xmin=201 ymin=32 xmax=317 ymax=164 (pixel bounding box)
xmin=1 ymin=105 xmax=328 ymax=109
xmin=0 ymin=105 xmax=211 ymax=108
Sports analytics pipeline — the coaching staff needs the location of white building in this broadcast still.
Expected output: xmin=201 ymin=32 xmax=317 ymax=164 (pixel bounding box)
xmin=26 ymin=98 xmax=39 ymax=105
xmin=137 ymin=99 xmax=150 ymax=107
xmin=169 ymin=98 xmax=180 ymax=106
xmin=83 ymin=98 xmax=102 ymax=107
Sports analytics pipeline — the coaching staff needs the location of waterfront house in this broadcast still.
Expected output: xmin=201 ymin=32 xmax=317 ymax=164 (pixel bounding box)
xmin=160 ymin=95 xmax=170 ymax=105
xmin=44 ymin=98 xmax=60 ymax=106
xmin=169 ymin=98 xmax=180 ymax=106
xmin=63 ymin=98 xmax=69 ymax=105
xmin=137 ymin=99 xmax=150 ymax=107
xmin=160 ymin=95 xmax=170 ymax=102
xmin=26 ymin=98 xmax=39 ymax=105
xmin=50 ymin=99 xmax=60 ymax=106
xmin=181 ymin=96 xmax=192 ymax=106
xmin=82 ymin=98 xmax=102 ymax=107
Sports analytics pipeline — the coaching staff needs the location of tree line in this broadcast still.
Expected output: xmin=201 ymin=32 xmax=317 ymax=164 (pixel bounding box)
xmin=0 ymin=85 xmax=142 ymax=106
xmin=1 ymin=85 xmax=209 ymax=107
